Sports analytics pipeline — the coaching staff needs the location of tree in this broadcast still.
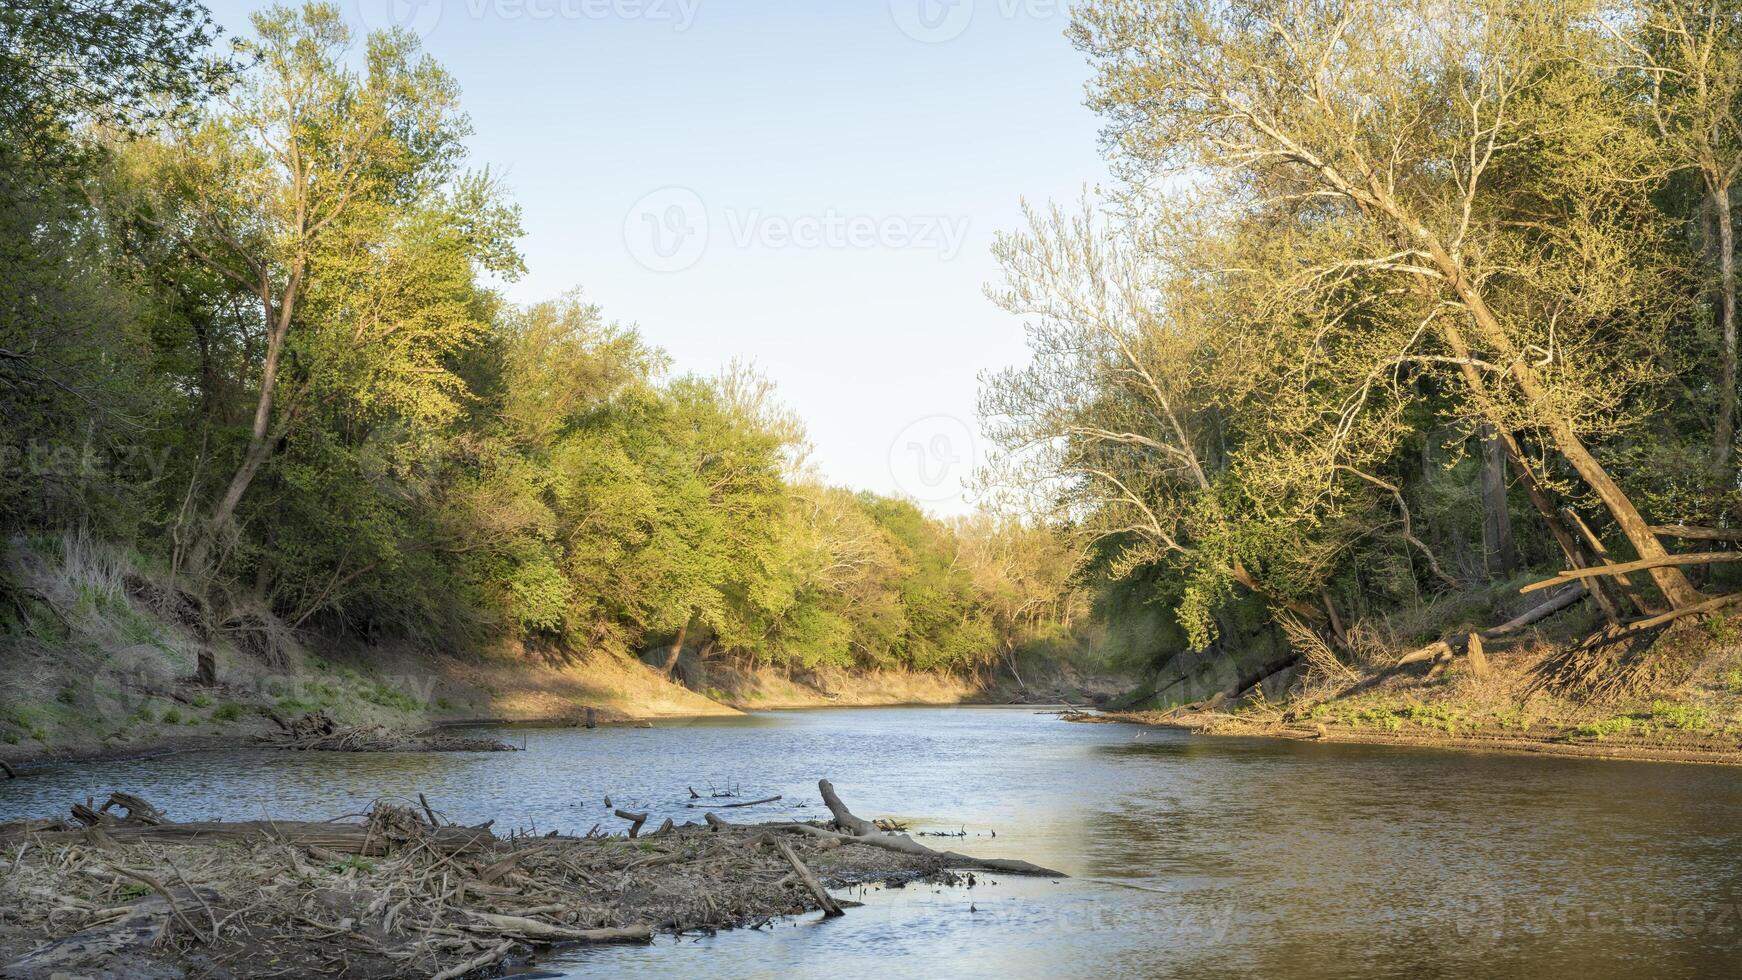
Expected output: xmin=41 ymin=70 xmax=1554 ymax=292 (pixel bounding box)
xmin=131 ymin=2 xmax=520 ymax=573
xmin=1071 ymin=0 xmax=1704 ymax=609
xmin=1618 ymin=0 xmax=1742 ymax=478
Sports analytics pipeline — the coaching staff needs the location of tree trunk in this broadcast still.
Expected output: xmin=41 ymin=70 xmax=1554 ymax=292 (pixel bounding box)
xmin=660 ymin=613 xmax=693 ymax=674
xmin=1428 ymin=259 xmax=1701 ymax=609
xmin=188 ymin=269 xmax=300 ymax=572
xmin=1713 ymin=178 xmax=1737 ymax=479
xmin=1478 ymin=424 xmax=1518 ymax=577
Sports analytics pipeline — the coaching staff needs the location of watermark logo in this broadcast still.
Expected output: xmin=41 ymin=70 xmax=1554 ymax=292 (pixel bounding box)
xmin=890 ymin=0 xmax=974 ymax=43
xmin=888 ymin=414 xmax=977 ymax=504
xmin=624 ymin=189 xmax=971 ymax=272
xmin=356 ymin=0 xmax=445 ymax=39
xmin=624 ymin=186 xmax=710 ymax=273
xmin=356 ymin=0 xmax=703 ymax=41
xmin=889 ymin=0 xmax=1067 ymax=43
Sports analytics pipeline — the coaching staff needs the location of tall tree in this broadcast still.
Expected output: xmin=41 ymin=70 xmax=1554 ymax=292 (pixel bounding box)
xmin=129 ymin=2 xmax=520 ymax=572
xmin=1072 ymin=0 xmax=1704 ymax=608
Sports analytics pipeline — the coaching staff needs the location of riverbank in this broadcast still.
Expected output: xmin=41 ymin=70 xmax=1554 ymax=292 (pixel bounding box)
xmin=0 ymin=539 xmax=1124 ymax=769
xmin=1092 ymin=607 xmax=1742 ymax=766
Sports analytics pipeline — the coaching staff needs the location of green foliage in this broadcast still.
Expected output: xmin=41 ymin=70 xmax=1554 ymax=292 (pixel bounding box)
xmin=0 ymin=1 xmax=1091 ymax=685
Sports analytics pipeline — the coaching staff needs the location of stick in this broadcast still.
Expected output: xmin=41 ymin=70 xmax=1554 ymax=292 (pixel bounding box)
xmin=1521 ymin=553 xmax=1742 ymax=593
xmin=431 ymin=940 xmax=514 ymax=980
xmin=689 ymin=795 xmax=781 ymax=809
xmin=418 ymin=793 xmax=440 ymax=828
xmin=110 ymin=866 xmax=209 ymax=943
xmin=770 ymin=837 xmax=843 ymax=917
xmin=0 ymin=759 xmax=13 ymax=779
xmin=614 ymin=809 xmax=648 ymax=838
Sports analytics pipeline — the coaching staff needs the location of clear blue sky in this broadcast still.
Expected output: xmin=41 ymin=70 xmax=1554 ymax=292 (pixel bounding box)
xmin=222 ymin=0 xmax=1108 ymax=514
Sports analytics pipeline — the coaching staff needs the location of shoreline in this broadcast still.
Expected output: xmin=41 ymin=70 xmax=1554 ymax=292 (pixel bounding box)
xmin=1084 ymin=710 xmax=1742 ymax=767
xmin=0 ymin=698 xmax=1094 ymax=773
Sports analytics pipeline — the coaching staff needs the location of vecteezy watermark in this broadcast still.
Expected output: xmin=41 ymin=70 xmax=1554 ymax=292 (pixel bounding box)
xmin=623 ymin=186 xmax=710 ymax=272
xmin=356 ymin=0 xmax=703 ymax=41
xmin=888 ymin=414 xmax=977 ymax=504
xmin=0 ymin=440 xmax=173 ymax=485
xmin=889 ymin=0 xmax=1068 ymax=43
xmin=356 ymin=0 xmax=445 ymax=38
xmin=623 ymin=187 xmax=972 ymax=273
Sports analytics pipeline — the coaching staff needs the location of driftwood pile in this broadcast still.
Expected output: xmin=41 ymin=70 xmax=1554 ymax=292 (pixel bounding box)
xmin=261 ymin=711 xmax=518 ymax=753
xmin=0 ymin=781 xmax=1058 ymax=979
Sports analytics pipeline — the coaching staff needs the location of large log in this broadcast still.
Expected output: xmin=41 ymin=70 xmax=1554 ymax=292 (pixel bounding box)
xmin=770 ymin=821 xmax=1067 ymax=878
xmin=1 ymin=820 xmax=494 ymax=855
xmin=1650 ymin=524 xmax=1742 ymax=543
xmin=1521 ymin=553 xmax=1742 ymax=594
xmin=817 ymin=780 xmax=877 ymax=836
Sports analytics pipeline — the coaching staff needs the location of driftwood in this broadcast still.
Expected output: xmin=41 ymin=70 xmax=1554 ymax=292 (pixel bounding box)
xmin=431 ymin=940 xmax=515 ymax=980
xmin=464 ymin=912 xmax=652 ymax=944
xmin=1521 ymin=552 xmax=1742 ymax=594
xmin=768 ymin=821 xmax=1066 ymax=877
xmin=769 ymin=837 xmax=843 ymax=917
xmin=5 ymin=819 xmax=495 ymax=855
xmin=1395 ymin=584 xmax=1589 ymax=669
xmin=818 ymin=780 xmax=877 ymax=836
xmin=614 ymin=809 xmax=648 ymax=838
xmin=689 ymin=794 xmax=781 ymax=810
xmin=0 ymin=759 xmax=14 ymax=779
xmin=710 ymin=781 xmax=1066 ymax=878
xmin=1 ymin=786 xmax=982 ymax=980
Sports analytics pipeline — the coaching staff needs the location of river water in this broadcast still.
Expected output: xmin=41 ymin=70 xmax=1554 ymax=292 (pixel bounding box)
xmin=4 ymin=706 xmax=1742 ymax=978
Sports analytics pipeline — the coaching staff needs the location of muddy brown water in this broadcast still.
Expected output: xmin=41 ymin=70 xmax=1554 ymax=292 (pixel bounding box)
xmin=3 ymin=706 xmax=1742 ymax=978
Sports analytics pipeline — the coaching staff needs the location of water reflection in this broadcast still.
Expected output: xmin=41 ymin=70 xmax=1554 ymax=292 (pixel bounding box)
xmin=3 ymin=708 xmax=1741 ymax=978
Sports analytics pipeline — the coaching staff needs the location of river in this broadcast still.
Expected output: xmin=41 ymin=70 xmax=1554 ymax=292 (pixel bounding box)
xmin=4 ymin=706 xmax=1741 ymax=978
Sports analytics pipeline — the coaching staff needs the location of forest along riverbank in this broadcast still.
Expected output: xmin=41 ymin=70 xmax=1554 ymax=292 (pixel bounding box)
xmin=1093 ymin=597 xmax=1742 ymax=766
xmin=0 ymin=533 xmax=1120 ymax=771
xmin=0 ymin=780 xmax=1062 ymax=980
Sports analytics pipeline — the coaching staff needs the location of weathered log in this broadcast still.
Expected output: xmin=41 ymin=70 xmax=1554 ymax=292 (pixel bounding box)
xmin=99 ymin=792 xmax=165 ymax=826
xmin=2 ymin=820 xmax=494 ymax=855
xmin=769 ymin=837 xmax=843 ymax=917
xmin=769 ymin=822 xmax=1066 ymax=877
xmin=431 ymin=940 xmax=514 ymax=980
xmin=1650 ymin=524 xmax=1742 ymax=543
xmin=465 ymin=912 xmax=652 ymax=944
xmin=614 ymin=808 xmax=648 ymax=838
xmin=1395 ymin=585 xmax=1588 ymax=670
xmin=818 ymin=780 xmax=877 ymax=836
xmin=1488 ymin=584 xmax=1587 ymax=635
xmin=1521 ymin=553 xmax=1742 ymax=594
xmin=1619 ymin=591 xmax=1742 ymax=633
xmin=1395 ymin=640 xmax=1453 ymax=668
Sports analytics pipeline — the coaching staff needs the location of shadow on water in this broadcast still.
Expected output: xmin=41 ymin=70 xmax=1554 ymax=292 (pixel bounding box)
xmin=5 ymin=707 xmax=1742 ymax=978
